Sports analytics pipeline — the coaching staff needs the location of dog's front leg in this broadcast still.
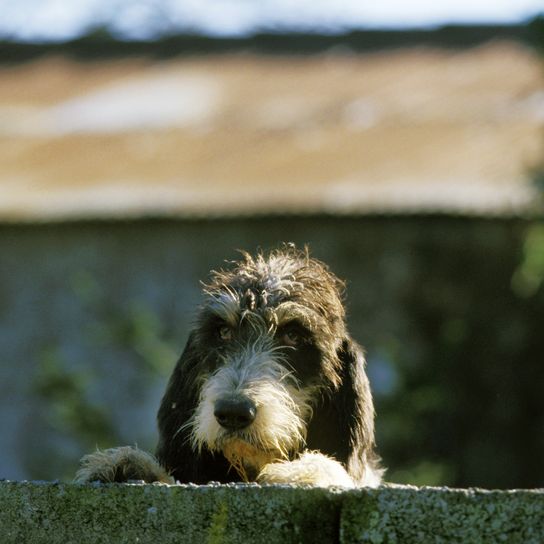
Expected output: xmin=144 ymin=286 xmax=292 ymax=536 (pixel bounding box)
xmin=257 ymin=451 xmax=355 ymax=487
xmin=75 ymin=446 xmax=174 ymax=484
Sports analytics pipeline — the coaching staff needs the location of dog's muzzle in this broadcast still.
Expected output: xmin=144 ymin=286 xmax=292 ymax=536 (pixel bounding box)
xmin=214 ymin=396 xmax=257 ymax=431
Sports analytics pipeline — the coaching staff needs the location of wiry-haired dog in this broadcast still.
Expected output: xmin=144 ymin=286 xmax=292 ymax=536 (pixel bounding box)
xmin=76 ymin=246 xmax=383 ymax=487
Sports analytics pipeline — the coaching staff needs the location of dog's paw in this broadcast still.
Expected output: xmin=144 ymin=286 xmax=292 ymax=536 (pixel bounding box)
xmin=74 ymin=446 xmax=174 ymax=484
xmin=257 ymin=451 xmax=354 ymax=487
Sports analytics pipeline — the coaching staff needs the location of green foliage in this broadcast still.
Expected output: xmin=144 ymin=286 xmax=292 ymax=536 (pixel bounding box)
xmin=528 ymin=14 xmax=544 ymax=54
xmin=368 ymin=220 xmax=544 ymax=488
xmin=531 ymin=164 xmax=544 ymax=193
xmin=70 ymin=270 xmax=176 ymax=377
xmin=34 ymin=348 xmax=116 ymax=447
xmin=512 ymin=225 xmax=544 ymax=297
xmin=386 ymin=460 xmax=454 ymax=487
xmin=31 ymin=270 xmax=177 ymax=480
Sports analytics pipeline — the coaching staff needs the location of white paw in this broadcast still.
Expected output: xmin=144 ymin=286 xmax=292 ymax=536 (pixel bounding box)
xmin=257 ymin=451 xmax=355 ymax=487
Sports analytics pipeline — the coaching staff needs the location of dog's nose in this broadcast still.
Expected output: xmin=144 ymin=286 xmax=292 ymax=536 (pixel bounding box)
xmin=214 ymin=397 xmax=256 ymax=430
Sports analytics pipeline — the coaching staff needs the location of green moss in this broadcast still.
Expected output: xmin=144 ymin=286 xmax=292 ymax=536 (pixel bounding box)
xmin=207 ymin=501 xmax=229 ymax=544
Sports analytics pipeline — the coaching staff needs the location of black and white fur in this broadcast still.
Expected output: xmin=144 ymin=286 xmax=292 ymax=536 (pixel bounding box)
xmin=76 ymin=246 xmax=382 ymax=487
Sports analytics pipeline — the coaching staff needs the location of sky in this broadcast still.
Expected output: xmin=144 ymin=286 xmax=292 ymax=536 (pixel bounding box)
xmin=0 ymin=0 xmax=543 ymax=41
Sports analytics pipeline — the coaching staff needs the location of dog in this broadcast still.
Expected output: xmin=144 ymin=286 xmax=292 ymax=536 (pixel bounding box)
xmin=76 ymin=245 xmax=383 ymax=487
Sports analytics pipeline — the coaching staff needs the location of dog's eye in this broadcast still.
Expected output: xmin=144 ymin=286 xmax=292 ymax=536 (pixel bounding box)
xmin=281 ymin=330 xmax=300 ymax=347
xmin=218 ymin=326 xmax=233 ymax=342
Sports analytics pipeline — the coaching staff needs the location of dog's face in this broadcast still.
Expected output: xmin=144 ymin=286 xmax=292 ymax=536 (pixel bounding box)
xmin=182 ymin=249 xmax=349 ymax=479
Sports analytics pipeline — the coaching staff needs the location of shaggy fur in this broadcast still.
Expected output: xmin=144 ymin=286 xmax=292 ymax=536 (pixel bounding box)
xmin=75 ymin=246 xmax=383 ymax=487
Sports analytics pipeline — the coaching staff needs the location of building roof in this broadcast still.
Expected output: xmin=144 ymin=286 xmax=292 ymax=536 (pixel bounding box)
xmin=1 ymin=41 xmax=543 ymax=221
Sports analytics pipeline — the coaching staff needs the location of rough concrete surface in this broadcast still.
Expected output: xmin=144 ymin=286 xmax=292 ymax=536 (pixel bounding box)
xmin=0 ymin=481 xmax=543 ymax=544
xmin=0 ymin=481 xmax=342 ymax=544
xmin=342 ymin=485 xmax=544 ymax=544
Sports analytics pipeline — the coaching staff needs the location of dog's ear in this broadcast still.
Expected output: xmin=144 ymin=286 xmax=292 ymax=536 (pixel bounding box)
xmin=155 ymin=332 xmax=199 ymax=478
xmin=305 ymin=336 xmax=378 ymax=482
xmin=156 ymin=332 xmax=231 ymax=483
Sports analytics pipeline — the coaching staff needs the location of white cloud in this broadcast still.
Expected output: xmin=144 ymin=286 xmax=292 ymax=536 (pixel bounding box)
xmin=0 ymin=0 xmax=542 ymax=41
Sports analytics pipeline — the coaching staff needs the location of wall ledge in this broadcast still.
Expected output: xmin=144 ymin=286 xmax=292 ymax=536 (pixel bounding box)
xmin=1 ymin=480 xmax=543 ymax=543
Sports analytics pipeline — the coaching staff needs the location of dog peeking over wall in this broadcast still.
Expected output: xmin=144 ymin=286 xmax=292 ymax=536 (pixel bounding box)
xmin=76 ymin=245 xmax=383 ymax=487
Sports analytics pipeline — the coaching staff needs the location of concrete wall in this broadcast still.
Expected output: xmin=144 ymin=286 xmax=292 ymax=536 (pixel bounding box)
xmin=1 ymin=482 xmax=543 ymax=544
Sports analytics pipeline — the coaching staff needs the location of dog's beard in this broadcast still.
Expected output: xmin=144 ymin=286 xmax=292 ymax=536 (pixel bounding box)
xmin=220 ymin=438 xmax=278 ymax=481
xmin=186 ymin=345 xmax=313 ymax=480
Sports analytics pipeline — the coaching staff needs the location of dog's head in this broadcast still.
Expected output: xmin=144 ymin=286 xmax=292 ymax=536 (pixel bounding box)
xmin=157 ymin=246 xmax=376 ymax=482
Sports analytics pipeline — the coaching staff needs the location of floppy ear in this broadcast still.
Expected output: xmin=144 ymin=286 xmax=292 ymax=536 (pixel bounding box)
xmin=304 ymin=336 xmax=378 ymax=482
xmin=156 ymin=332 xmax=231 ymax=483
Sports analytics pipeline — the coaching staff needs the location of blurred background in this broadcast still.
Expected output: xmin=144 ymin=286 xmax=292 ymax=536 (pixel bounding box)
xmin=1 ymin=0 xmax=544 ymax=488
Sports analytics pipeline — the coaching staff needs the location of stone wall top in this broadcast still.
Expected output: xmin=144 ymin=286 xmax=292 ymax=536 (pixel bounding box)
xmin=1 ymin=481 xmax=543 ymax=544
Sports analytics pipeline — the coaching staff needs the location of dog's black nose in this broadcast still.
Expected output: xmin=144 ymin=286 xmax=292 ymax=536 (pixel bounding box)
xmin=214 ymin=397 xmax=256 ymax=430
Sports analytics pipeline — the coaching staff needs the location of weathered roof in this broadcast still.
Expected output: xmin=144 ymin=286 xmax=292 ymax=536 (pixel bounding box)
xmin=0 ymin=41 xmax=543 ymax=221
